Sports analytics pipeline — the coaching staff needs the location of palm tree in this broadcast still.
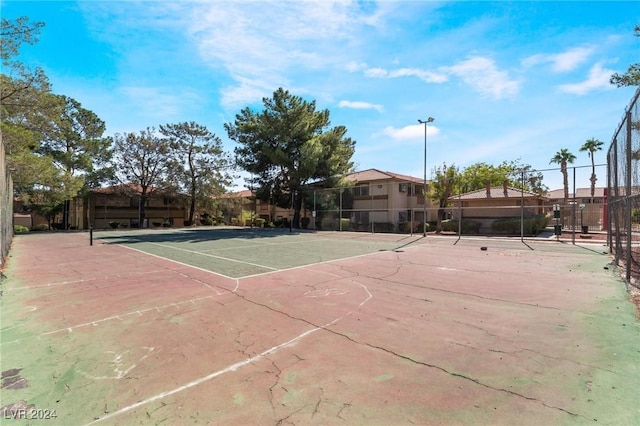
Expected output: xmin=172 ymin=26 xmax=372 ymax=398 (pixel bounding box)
xmin=549 ymin=148 xmax=577 ymax=204
xmin=579 ymin=138 xmax=604 ymax=201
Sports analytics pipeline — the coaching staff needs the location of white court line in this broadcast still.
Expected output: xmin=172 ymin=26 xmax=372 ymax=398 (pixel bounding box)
xmin=0 ymin=295 xmax=218 ymax=346
xmin=239 ymin=244 xmax=417 ymax=280
xmin=197 ymin=237 xmax=339 ymax=253
xmin=145 ymin=242 xmax=278 ymax=272
xmin=89 ymin=277 xmax=373 ymax=424
xmin=88 ymin=326 xmax=323 ymax=424
xmin=119 ymin=245 xmax=237 ymax=281
xmin=8 ymin=269 xmax=169 ymax=291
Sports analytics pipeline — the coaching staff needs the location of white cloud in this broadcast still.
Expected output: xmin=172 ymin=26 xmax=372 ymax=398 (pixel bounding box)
xmin=364 ymin=67 xmax=448 ymax=83
xmin=558 ymin=63 xmax=615 ymax=95
xmin=345 ymin=61 xmax=368 ymax=72
xmin=364 ymin=57 xmax=517 ymax=99
xmin=382 ymin=123 xmax=439 ymax=141
xmin=446 ymin=57 xmax=520 ymax=99
xmin=338 ymin=100 xmax=383 ymax=112
xmin=523 ymin=46 xmax=595 ymax=72
xmin=184 ymin=1 xmax=389 ymax=108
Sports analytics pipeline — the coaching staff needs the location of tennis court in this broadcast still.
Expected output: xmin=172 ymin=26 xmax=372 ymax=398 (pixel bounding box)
xmin=1 ymin=228 xmax=638 ymax=425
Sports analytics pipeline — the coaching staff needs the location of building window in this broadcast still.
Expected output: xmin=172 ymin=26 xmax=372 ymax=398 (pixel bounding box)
xmin=399 ymin=183 xmax=408 ymax=193
xmin=354 ymin=185 xmax=369 ymax=196
xmin=398 ymin=211 xmax=408 ymax=222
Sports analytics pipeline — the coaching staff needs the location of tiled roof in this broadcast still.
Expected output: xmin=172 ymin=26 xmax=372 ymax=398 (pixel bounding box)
xmin=346 ymin=168 xmax=424 ymax=183
xmin=546 ymin=187 xmax=605 ymax=199
xmin=221 ymin=189 xmax=253 ymax=198
xmin=450 ymin=186 xmax=544 ymax=201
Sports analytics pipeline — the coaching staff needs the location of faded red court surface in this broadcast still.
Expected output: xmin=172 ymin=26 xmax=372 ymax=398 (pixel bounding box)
xmin=1 ymin=230 xmax=639 ymax=425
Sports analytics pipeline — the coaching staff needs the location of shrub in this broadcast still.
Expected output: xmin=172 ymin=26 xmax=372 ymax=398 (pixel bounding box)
xmin=320 ymin=217 xmax=338 ymax=231
xmin=340 ymin=218 xmax=350 ymax=230
xmin=31 ymin=224 xmax=49 ymax=232
xmin=398 ymin=222 xmax=411 ymax=233
xmin=491 ymin=214 xmax=550 ymax=235
xmin=255 ymin=218 xmax=266 ymax=228
xmin=14 ymin=225 xmax=29 ymax=234
xmin=373 ymin=222 xmax=394 ymax=233
xmin=52 ymin=222 xmax=65 ymax=230
xmin=109 ymin=221 xmax=120 ymax=229
xmin=441 ymin=219 xmax=482 ymax=234
xmin=300 ymin=217 xmax=310 ymax=229
xmin=397 ymin=221 xmax=422 ymax=233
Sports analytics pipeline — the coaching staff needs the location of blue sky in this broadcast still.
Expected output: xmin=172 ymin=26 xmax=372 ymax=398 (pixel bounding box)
xmin=2 ymin=1 xmax=638 ymax=191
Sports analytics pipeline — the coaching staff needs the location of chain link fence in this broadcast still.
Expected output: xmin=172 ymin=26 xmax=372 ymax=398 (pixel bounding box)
xmin=607 ymin=87 xmax=640 ymax=288
xmin=286 ymin=173 xmax=606 ymax=240
xmin=1 ymin=139 xmax=14 ymax=269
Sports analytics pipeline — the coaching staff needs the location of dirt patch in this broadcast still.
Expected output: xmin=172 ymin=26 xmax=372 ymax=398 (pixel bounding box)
xmin=1 ymin=400 xmax=36 ymax=419
xmin=1 ymin=368 xmax=28 ymax=390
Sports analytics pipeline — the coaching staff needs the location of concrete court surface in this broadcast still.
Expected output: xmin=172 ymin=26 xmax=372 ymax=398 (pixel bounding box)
xmin=0 ymin=231 xmax=639 ymax=425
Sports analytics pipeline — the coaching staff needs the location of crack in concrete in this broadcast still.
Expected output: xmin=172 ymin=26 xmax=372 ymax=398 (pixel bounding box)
xmin=274 ymin=403 xmax=307 ymax=426
xmin=230 ymin=289 xmax=586 ymax=421
xmin=311 ymin=387 xmax=323 ymax=418
xmin=267 ymin=357 xmax=282 ymax=415
xmin=451 ymin=319 xmax=623 ymax=375
xmin=336 ymin=401 xmax=352 ymax=421
xmin=356 ymin=269 xmax=573 ymax=313
xmin=355 ymin=338 xmax=584 ymax=420
xmin=232 ymin=266 xmax=601 ymax=422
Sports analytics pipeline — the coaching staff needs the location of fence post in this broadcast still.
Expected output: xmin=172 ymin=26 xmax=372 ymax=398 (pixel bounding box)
xmin=520 ymin=170 xmax=525 ymax=242
xmin=572 ymin=167 xmax=576 ymax=245
xmin=626 ymin=109 xmax=632 ymax=282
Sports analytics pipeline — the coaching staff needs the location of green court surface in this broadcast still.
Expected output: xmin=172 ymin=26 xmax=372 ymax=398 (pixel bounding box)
xmin=97 ymin=228 xmax=420 ymax=278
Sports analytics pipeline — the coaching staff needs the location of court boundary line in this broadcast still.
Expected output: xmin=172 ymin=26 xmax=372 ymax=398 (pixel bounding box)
xmin=145 ymin=241 xmax=279 ymax=272
xmin=6 ymin=269 xmax=172 ymax=292
xmin=119 ymin=244 xmax=237 ymax=281
xmin=0 ymin=295 xmax=220 ymax=346
xmin=240 ymin=239 xmax=427 ymax=280
xmin=88 ymin=278 xmax=374 ymax=424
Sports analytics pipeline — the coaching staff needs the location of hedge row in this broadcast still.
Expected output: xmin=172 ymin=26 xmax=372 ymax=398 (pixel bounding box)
xmin=490 ymin=214 xmax=551 ymax=235
xmin=441 ymin=219 xmax=482 ymax=234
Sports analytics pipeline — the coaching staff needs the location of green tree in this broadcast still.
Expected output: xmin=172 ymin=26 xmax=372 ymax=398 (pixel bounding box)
xmin=160 ymin=121 xmax=233 ymax=225
xmin=429 ymin=163 xmax=459 ymax=233
xmin=226 ymin=88 xmax=355 ymax=228
xmin=2 ymin=17 xmax=75 ymax=230
xmin=457 ymin=160 xmax=547 ymax=194
xmin=111 ymin=128 xmax=170 ymax=228
xmin=1 ymin=16 xmax=49 ymax=103
xmin=610 ymin=25 xmax=640 ymax=87
xmin=1 ymin=16 xmax=73 ymax=216
xmin=549 ymin=148 xmax=577 ymax=203
xmin=579 ymin=138 xmax=604 ymax=201
xmin=39 ymin=95 xmax=112 ymax=228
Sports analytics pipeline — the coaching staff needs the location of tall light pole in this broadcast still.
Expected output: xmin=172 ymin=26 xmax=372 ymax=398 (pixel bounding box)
xmin=418 ymin=117 xmax=435 ymax=237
